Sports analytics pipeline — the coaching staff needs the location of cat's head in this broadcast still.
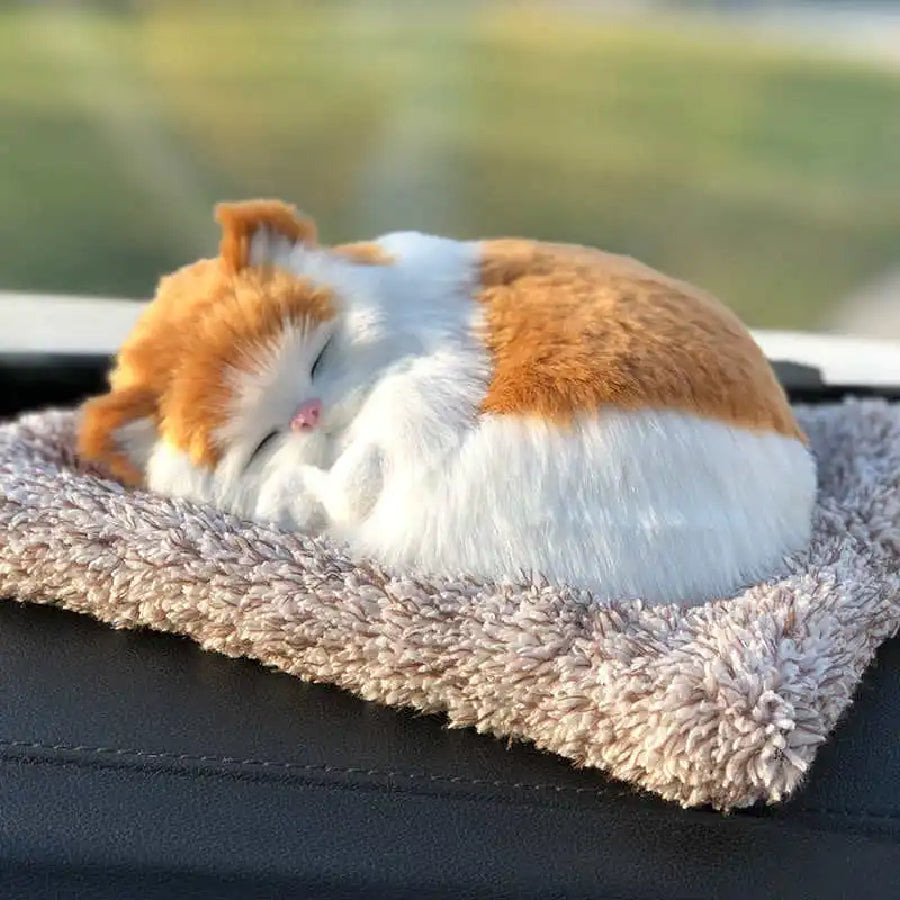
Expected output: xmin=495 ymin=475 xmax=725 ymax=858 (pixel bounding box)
xmin=78 ymin=200 xmax=394 ymax=500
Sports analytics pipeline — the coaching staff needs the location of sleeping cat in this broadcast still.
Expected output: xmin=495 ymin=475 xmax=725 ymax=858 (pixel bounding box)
xmin=78 ymin=199 xmax=816 ymax=605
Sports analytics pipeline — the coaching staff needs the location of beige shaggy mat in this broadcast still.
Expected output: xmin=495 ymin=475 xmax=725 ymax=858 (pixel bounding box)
xmin=1 ymin=400 xmax=897 ymax=810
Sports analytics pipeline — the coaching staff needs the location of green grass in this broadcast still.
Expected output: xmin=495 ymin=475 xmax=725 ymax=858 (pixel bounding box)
xmin=2 ymin=2 xmax=899 ymax=329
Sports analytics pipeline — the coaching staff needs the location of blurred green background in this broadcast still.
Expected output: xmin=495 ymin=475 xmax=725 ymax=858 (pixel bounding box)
xmin=2 ymin=0 xmax=899 ymax=331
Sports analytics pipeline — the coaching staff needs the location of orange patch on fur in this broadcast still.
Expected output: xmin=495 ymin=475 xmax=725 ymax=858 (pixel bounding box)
xmin=332 ymin=241 xmax=395 ymax=266
xmin=109 ymin=258 xmax=223 ymax=398
xmin=78 ymin=385 xmax=157 ymax=486
xmin=215 ymin=199 xmax=317 ymax=273
xmin=477 ymin=240 xmax=803 ymax=440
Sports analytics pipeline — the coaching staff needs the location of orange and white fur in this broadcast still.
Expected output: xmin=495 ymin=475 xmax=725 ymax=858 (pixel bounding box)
xmin=79 ymin=200 xmax=816 ymax=606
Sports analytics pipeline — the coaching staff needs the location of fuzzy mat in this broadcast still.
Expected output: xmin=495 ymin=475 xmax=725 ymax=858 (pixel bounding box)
xmin=1 ymin=400 xmax=898 ymax=810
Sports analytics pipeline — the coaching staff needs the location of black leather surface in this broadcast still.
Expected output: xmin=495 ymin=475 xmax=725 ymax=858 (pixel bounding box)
xmin=1 ymin=601 xmax=898 ymax=899
xmin=1 ymin=353 xmax=899 ymax=898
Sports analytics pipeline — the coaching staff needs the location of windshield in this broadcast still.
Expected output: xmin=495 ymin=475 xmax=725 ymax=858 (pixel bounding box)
xmin=3 ymin=0 xmax=899 ymax=337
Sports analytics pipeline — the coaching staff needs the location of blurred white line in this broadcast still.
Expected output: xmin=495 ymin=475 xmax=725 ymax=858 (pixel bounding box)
xmin=4 ymin=292 xmax=899 ymax=387
xmin=556 ymin=1 xmax=900 ymax=72
xmin=1 ymin=293 xmax=142 ymax=355
xmin=753 ymin=330 xmax=900 ymax=388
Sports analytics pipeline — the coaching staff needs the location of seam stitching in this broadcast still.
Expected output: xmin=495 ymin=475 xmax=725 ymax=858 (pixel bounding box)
xmin=4 ymin=739 xmax=900 ymax=821
xmin=0 ymin=738 xmax=613 ymax=796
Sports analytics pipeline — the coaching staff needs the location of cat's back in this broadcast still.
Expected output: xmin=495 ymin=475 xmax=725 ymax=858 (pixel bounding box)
xmin=367 ymin=233 xmax=798 ymax=442
xmin=473 ymin=239 xmax=799 ymax=439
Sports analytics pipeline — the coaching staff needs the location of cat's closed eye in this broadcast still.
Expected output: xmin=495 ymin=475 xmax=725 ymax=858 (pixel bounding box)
xmin=311 ymin=336 xmax=332 ymax=380
xmin=247 ymin=430 xmax=279 ymax=467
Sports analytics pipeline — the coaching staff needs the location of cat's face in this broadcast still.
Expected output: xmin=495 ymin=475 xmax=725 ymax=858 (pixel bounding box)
xmin=204 ymin=285 xmax=387 ymax=476
xmin=149 ymin=266 xmax=397 ymax=518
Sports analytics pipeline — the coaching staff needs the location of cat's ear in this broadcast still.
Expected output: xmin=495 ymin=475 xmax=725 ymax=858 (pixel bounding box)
xmin=78 ymin=386 xmax=158 ymax=486
xmin=214 ymin=199 xmax=317 ymax=274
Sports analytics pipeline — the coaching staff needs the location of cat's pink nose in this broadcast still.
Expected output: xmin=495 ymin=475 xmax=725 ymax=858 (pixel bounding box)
xmin=290 ymin=398 xmax=322 ymax=432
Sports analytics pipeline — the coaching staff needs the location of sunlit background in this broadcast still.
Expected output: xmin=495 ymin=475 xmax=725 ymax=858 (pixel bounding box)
xmin=3 ymin=0 xmax=899 ymax=335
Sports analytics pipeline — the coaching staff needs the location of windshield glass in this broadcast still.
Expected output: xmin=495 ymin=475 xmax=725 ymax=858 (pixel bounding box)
xmin=3 ymin=0 xmax=899 ymax=336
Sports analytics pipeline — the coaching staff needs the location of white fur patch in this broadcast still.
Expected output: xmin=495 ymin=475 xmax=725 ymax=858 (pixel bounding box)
xmin=113 ymin=416 xmax=157 ymax=472
xmin=352 ymin=409 xmax=817 ymax=606
xmin=145 ymin=440 xmax=213 ymax=506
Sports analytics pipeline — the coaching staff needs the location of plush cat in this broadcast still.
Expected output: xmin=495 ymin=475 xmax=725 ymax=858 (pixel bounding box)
xmin=78 ymin=199 xmax=816 ymax=606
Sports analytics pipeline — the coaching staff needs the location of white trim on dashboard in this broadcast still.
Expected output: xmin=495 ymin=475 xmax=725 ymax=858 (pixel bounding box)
xmin=752 ymin=330 xmax=900 ymax=388
xmin=4 ymin=291 xmax=900 ymax=387
xmin=2 ymin=292 xmax=143 ymax=355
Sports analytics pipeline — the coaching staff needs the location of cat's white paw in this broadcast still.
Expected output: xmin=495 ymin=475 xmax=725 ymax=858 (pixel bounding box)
xmin=254 ymin=470 xmax=326 ymax=534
